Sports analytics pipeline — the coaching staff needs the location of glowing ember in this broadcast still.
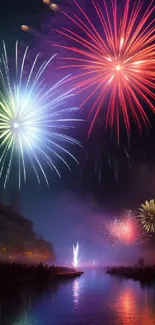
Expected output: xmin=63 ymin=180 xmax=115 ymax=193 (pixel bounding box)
xmin=21 ymin=25 xmax=30 ymax=32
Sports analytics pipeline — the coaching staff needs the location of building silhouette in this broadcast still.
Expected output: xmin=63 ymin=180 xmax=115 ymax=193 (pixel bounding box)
xmin=0 ymin=203 xmax=55 ymax=262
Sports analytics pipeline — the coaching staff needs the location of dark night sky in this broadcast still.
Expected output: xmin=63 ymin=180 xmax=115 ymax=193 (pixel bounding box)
xmin=0 ymin=0 xmax=155 ymax=264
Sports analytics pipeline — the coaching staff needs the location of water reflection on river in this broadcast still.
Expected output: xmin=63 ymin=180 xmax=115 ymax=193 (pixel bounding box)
xmin=1 ymin=269 xmax=155 ymax=325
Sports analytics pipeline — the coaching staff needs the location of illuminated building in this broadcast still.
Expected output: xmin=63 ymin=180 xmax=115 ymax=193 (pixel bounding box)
xmin=0 ymin=203 xmax=55 ymax=262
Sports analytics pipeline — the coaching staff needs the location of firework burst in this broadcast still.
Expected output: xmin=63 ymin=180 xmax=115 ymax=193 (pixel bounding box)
xmin=55 ymin=0 xmax=155 ymax=140
xmin=102 ymin=210 xmax=149 ymax=246
xmin=0 ymin=42 xmax=81 ymax=188
xmin=139 ymin=199 xmax=155 ymax=232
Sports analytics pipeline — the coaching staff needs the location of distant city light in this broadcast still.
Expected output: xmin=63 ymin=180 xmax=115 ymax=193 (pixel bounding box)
xmin=72 ymin=242 xmax=79 ymax=268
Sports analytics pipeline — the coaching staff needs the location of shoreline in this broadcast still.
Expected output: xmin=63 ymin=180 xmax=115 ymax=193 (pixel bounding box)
xmin=0 ymin=261 xmax=84 ymax=287
xmin=106 ymin=265 xmax=155 ymax=283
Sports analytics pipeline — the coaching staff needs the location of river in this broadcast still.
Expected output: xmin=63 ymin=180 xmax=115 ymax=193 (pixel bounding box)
xmin=1 ymin=268 xmax=155 ymax=325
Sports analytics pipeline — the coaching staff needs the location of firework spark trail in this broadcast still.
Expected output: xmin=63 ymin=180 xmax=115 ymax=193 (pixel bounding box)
xmin=0 ymin=41 xmax=81 ymax=188
xmin=72 ymin=242 xmax=79 ymax=268
xmin=54 ymin=0 xmax=155 ymax=140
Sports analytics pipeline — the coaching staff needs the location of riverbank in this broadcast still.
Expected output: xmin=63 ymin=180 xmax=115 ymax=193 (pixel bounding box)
xmin=106 ymin=265 xmax=155 ymax=283
xmin=57 ymin=271 xmax=83 ymax=278
xmin=0 ymin=261 xmax=83 ymax=286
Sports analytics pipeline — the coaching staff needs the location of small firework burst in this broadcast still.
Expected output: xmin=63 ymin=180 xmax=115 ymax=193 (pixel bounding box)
xmin=101 ymin=210 xmax=149 ymax=246
xmin=139 ymin=200 xmax=155 ymax=233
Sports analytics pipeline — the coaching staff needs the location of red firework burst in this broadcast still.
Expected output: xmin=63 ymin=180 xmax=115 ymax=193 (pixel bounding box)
xmin=54 ymin=0 xmax=155 ymax=140
xmin=105 ymin=217 xmax=135 ymax=246
xmin=102 ymin=210 xmax=149 ymax=246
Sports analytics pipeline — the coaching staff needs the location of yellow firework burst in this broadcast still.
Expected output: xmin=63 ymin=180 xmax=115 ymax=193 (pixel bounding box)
xmin=139 ymin=200 xmax=155 ymax=233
